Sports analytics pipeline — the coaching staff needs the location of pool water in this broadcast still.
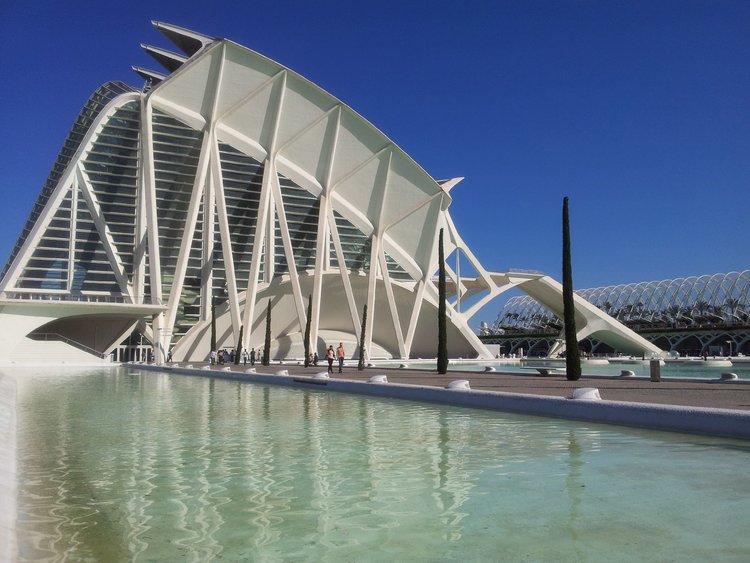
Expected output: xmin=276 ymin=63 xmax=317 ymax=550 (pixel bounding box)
xmin=14 ymin=367 xmax=750 ymax=561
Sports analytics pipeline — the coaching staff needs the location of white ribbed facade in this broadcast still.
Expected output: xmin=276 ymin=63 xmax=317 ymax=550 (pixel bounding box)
xmin=0 ymin=22 xmax=662 ymax=364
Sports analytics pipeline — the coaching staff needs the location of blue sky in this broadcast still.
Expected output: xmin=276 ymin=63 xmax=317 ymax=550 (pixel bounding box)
xmin=1 ymin=0 xmax=748 ymax=326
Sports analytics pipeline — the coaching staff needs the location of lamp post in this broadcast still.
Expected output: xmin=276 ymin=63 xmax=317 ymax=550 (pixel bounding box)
xmin=726 ymin=340 xmax=733 ymax=358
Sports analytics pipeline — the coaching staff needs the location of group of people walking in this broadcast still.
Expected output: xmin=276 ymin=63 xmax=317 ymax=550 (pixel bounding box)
xmin=209 ymin=347 xmax=258 ymax=366
xmin=208 ymin=343 xmax=346 ymax=372
xmin=326 ymin=342 xmax=346 ymax=373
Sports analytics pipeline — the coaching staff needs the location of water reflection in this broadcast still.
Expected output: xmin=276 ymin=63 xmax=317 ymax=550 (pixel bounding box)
xmin=13 ymin=368 xmax=750 ymax=562
xmin=565 ymin=430 xmax=584 ymax=559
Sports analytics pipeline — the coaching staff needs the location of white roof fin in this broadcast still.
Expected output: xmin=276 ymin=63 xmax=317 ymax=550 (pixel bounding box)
xmin=141 ymin=44 xmax=188 ymax=73
xmin=151 ymin=20 xmax=215 ymax=56
xmin=437 ymin=177 xmax=464 ymax=193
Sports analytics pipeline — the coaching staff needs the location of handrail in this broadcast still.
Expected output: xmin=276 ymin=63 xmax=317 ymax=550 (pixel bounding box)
xmin=0 ymin=291 xmax=162 ymax=305
xmin=28 ymin=332 xmax=109 ymax=359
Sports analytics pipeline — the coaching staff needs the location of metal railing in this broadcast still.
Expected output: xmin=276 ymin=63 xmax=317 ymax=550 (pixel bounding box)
xmin=28 ymin=332 xmax=109 ymax=359
xmin=1 ymin=291 xmax=162 ymax=305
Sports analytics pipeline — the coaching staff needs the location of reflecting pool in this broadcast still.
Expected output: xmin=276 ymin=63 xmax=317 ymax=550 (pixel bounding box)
xmin=14 ymin=367 xmax=750 ymax=561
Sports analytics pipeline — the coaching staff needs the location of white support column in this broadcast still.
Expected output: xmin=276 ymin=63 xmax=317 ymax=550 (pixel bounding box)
xmin=140 ymin=97 xmax=163 ymax=305
xmin=140 ymin=97 xmax=166 ymax=360
xmin=212 ymin=140 xmax=242 ymax=336
xmin=310 ymin=193 xmax=330 ymax=350
xmin=133 ymin=125 xmax=147 ymax=304
xmin=201 ymin=161 xmax=215 ymax=321
xmin=455 ymin=248 xmax=461 ymax=313
xmin=241 ymin=158 xmax=275 ymax=342
xmin=67 ymin=183 xmax=77 ymax=292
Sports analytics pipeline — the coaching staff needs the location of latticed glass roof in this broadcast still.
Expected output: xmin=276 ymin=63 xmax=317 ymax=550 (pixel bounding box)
xmin=492 ymin=271 xmax=750 ymax=333
xmin=1 ymin=81 xmax=137 ymax=280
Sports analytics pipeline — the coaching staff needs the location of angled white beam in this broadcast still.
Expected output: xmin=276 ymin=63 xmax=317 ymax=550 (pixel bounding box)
xmin=328 ymin=144 xmax=391 ymax=194
xmin=215 ymin=69 xmax=285 ymax=124
xmin=75 ymin=165 xmax=133 ymax=300
xmin=163 ymin=130 xmax=212 ymax=334
xmin=211 ymin=140 xmax=242 ymax=335
xmin=328 ymin=206 xmax=360 ymax=337
xmin=160 ymin=43 xmax=227 ymax=361
xmin=404 ymin=279 xmax=428 ymax=357
xmin=378 ymin=248 xmax=406 ymax=358
xmin=444 ymin=212 xmax=494 ymax=288
xmin=241 ymin=71 xmax=287 ymax=346
xmin=365 ymin=234 xmax=381 ymax=349
xmin=363 ymin=150 xmax=392 ymax=353
xmin=271 ymin=174 xmax=307 ymax=333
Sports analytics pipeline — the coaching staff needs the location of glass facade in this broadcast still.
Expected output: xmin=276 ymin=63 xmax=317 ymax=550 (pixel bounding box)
xmin=3 ymin=82 xmax=137 ymax=282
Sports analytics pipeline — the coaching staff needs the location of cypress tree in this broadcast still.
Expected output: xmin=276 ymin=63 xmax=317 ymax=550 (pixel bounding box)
xmin=358 ymin=304 xmax=368 ymax=371
xmin=437 ymin=228 xmax=448 ymax=374
xmin=562 ymin=196 xmax=582 ymax=381
xmin=210 ymin=297 xmax=217 ymax=354
xmin=304 ymin=294 xmax=312 ymax=367
xmin=263 ymin=299 xmax=271 ymax=366
xmin=234 ymin=325 xmax=243 ymax=365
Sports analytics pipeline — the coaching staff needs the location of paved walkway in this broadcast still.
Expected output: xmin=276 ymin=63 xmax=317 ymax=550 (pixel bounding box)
xmin=182 ymin=362 xmax=750 ymax=411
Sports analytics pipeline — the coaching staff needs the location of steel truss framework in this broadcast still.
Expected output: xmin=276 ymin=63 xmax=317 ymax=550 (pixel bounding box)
xmin=493 ymin=271 xmax=750 ymax=338
xmin=485 ymin=327 xmax=750 ymax=357
xmin=0 ymin=22 xmax=661 ymax=363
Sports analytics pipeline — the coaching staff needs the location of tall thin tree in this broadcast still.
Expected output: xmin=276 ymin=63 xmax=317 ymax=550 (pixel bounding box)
xmin=263 ymin=299 xmax=272 ymax=366
xmin=358 ymin=304 xmax=368 ymax=371
xmin=234 ymin=325 xmax=244 ymax=365
xmin=210 ymin=297 xmax=217 ymax=355
xmin=437 ymin=228 xmax=448 ymax=374
xmin=304 ymin=294 xmax=312 ymax=367
xmin=562 ymin=196 xmax=581 ymax=381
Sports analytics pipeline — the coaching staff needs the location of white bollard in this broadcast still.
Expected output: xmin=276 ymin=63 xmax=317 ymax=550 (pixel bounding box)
xmin=568 ymin=387 xmax=602 ymax=400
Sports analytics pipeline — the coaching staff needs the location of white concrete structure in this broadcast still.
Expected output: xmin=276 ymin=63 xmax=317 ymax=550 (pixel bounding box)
xmin=0 ymin=22 xmax=662 ymax=365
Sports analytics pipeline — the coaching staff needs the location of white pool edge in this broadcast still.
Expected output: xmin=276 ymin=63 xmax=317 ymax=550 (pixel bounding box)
xmin=0 ymin=372 xmax=17 ymax=562
xmin=141 ymin=364 xmax=750 ymax=440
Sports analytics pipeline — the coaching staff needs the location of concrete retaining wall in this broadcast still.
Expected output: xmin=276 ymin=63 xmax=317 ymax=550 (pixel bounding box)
xmin=140 ymin=364 xmax=750 ymax=440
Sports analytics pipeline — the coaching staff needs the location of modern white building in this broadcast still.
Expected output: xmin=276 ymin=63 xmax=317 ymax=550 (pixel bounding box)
xmin=0 ymin=22 xmax=662 ymax=365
